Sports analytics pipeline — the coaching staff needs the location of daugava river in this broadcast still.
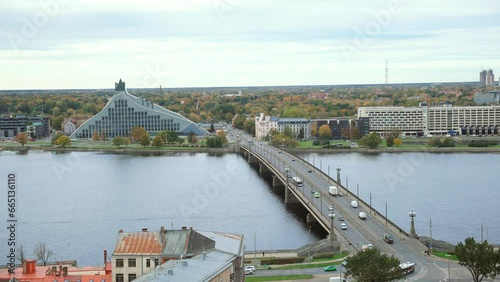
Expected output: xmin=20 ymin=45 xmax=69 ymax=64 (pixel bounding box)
xmin=0 ymin=150 xmax=498 ymax=266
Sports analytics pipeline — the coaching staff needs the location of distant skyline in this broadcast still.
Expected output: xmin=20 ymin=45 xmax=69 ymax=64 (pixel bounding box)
xmin=1 ymin=0 xmax=500 ymax=90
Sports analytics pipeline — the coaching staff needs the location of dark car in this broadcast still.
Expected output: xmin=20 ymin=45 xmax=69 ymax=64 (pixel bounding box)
xmin=383 ymin=234 xmax=394 ymax=244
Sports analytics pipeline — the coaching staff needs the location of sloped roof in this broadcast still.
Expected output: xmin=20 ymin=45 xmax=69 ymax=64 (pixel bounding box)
xmin=162 ymin=230 xmax=189 ymax=257
xmin=114 ymin=231 xmax=162 ymax=255
xmin=196 ymin=230 xmax=244 ymax=256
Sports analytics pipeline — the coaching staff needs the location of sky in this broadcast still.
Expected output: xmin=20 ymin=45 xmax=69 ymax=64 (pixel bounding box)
xmin=1 ymin=0 xmax=499 ymax=90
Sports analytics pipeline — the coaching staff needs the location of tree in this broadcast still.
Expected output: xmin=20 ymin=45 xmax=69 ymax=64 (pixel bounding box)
xmin=210 ymin=123 xmax=215 ymax=133
xmin=130 ymin=127 xmax=147 ymax=143
xmin=394 ymin=137 xmax=403 ymax=147
xmin=139 ymin=132 xmax=150 ymax=147
xmin=455 ymin=237 xmax=500 ymax=282
xmin=283 ymin=126 xmax=293 ymax=138
xmin=187 ymin=131 xmax=198 ymax=144
xmin=318 ymin=124 xmax=332 ymax=140
xmin=15 ymin=132 xmax=28 ymax=147
xmin=34 ymin=242 xmax=53 ymax=266
xmin=17 ymin=245 xmax=26 ymax=264
xmin=358 ymin=133 xmax=382 ymax=149
xmin=442 ymin=137 xmax=456 ymax=147
xmin=345 ymin=248 xmax=403 ymax=282
xmin=112 ymin=136 xmax=127 ymax=148
xmin=165 ymin=130 xmax=178 ymax=144
xmin=428 ymin=137 xmax=442 ymax=147
xmin=51 ymin=132 xmax=64 ymax=145
xmin=151 ymin=135 xmax=164 ymax=147
xmin=55 ymin=135 xmax=71 ymax=147
xmin=386 ymin=135 xmax=395 ymax=147
xmin=92 ymin=130 xmax=100 ymax=142
xmin=298 ymin=127 xmax=305 ymax=140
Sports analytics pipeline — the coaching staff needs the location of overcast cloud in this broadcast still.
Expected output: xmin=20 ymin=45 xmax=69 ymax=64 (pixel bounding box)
xmin=1 ymin=0 xmax=499 ymax=89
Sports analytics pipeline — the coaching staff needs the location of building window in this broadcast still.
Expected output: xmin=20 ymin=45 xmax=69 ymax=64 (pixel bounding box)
xmin=116 ymin=274 xmax=124 ymax=282
xmin=155 ymin=259 xmax=159 ymax=266
xmin=116 ymin=259 xmax=124 ymax=267
xmin=128 ymin=274 xmax=136 ymax=281
xmin=128 ymin=258 xmax=136 ymax=267
xmin=146 ymin=259 xmax=151 ymax=267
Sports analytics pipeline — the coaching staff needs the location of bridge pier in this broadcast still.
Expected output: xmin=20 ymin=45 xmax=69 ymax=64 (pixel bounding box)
xmin=259 ymin=162 xmax=271 ymax=177
xmin=306 ymin=213 xmax=318 ymax=224
xmin=247 ymin=153 xmax=258 ymax=164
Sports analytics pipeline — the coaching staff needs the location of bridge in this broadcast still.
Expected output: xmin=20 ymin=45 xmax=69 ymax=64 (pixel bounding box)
xmin=232 ymin=133 xmax=460 ymax=281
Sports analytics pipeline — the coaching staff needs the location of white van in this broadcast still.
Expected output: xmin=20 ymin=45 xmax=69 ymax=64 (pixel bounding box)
xmin=328 ymin=186 xmax=338 ymax=196
xmin=350 ymin=200 xmax=358 ymax=208
xmin=359 ymin=212 xmax=367 ymax=219
xmin=329 ymin=277 xmax=348 ymax=282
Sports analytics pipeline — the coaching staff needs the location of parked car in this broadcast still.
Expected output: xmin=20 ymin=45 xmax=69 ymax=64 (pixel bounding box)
xmin=324 ymin=265 xmax=337 ymax=271
xmin=341 ymin=223 xmax=347 ymax=230
xmin=383 ymin=234 xmax=394 ymax=244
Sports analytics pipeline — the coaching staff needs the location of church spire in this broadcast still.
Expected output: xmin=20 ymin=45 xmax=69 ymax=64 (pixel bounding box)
xmin=115 ymin=79 xmax=126 ymax=91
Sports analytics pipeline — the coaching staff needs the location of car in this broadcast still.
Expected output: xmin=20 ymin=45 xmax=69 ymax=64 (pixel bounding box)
xmin=328 ymin=205 xmax=334 ymax=211
xmin=341 ymin=223 xmax=347 ymax=230
xmin=313 ymin=192 xmax=320 ymax=198
xmin=338 ymin=191 xmax=344 ymax=197
xmin=308 ymin=169 xmax=312 ymax=173
xmin=358 ymin=212 xmax=367 ymax=219
xmin=350 ymin=200 xmax=358 ymax=208
xmin=324 ymin=265 xmax=337 ymax=271
xmin=338 ymin=216 xmax=344 ymax=221
xmin=244 ymin=266 xmax=255 ymax=275
xmin=383 ymin=234 xmax=394 ymax=244
xmin=341 ymin=260 xmax=348 ymax=266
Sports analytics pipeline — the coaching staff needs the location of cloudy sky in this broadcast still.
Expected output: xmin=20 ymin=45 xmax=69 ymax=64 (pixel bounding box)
xmin=1 ymin=0 xmax=499 ymax=90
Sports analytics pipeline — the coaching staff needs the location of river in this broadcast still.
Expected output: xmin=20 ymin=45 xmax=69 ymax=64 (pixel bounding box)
xmin=0 ymin=150 xmax=498 ymax=266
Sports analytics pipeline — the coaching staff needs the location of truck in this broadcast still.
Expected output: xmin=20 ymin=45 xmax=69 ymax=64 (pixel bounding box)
xmin=328 ymin=186 xmax=338 ymax=196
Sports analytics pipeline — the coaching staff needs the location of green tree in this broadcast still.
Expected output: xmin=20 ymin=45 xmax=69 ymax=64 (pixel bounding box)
xmin=112 ymin=136 xmax=126 ymax=148
xmin=139 ymin=132 xmax=150 ymax=147
xmin=151 ymin=135 xmax=164 ymax=147
xmin=15 ymin=132 xmax=28 ymax=147
xmin=358 ymin=133 xmax=382 ymax=149
xmin=428 ymin=137 xmax=442 ymax=147
xmin=55 ymin=135 xmax=71 ymax=147
xmin=345 ymin=248 xmax=403 ymax=282
xmin=283 ymin=126 xmax=293 ymax=138
xmin=165 ymin=130 xmax=179 ymax=144
xmin=386 ymin=135 xmax=395 ymax=147
xmin=455 ymin=237 xmax=500 ymax=282
xmin=298 ymin=127 xmax=305 ymax=140
xmin=442 ymin=137 xmax=456 ymax=147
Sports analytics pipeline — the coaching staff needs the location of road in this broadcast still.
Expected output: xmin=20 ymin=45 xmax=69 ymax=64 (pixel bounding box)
xmin=228 ymin=128 xmax=499 ymax=281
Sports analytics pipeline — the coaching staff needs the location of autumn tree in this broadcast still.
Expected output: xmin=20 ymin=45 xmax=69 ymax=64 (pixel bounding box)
xmin=455 ymin=237 xmax=500 ymax=282
xmin=386 ymin=135 xmax=395 ymax=147
xmin=51 ymin=132 xmax=64 ymax=146
xmin=345 ymin=248 xmax=403 ymax=282
xmin=112 ymin=136 xmax=128 ymax=148
xmin=318 ymin=124 xmax=332 ymax=141
xmin=151 ymin=135 xmax=164 ymax=147
xmin=34 ymin=242 xmax=53 ymax=266
xmin=394 ymin=137 xmax=403 ymax=147
xmin=15 ymin=132 xmax=28 ymax=147
xmin=130 ymin=127 xmax=147 ymax=143
xmin=55 ymin=136 xmax=71 ymax=147
xmin=187 ymin=131 xmax=198 ymax=144
xmin=139 ymin=132 xmax=150 ymax=147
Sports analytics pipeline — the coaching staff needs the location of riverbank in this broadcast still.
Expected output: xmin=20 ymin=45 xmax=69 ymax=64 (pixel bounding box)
xmin=2 ymin=142 xmax=500 ymax=154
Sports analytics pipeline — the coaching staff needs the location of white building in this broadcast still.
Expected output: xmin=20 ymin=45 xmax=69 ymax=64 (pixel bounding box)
xmin=63 ymin=120 xmax=77 ymax=135
xmin=358 ymin=105 xmax=500 ymax=136
xmin=255 ymin=113 xmax=311 ymax=140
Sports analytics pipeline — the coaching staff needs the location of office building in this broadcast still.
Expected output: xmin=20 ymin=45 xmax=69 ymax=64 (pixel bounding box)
xmin=0 ymin=115 xmax=50 ymax=138
xmin=255 ymin=113 xmax=311 ymax=140
xmin=474 ymin=91 xmax=500 ymax=105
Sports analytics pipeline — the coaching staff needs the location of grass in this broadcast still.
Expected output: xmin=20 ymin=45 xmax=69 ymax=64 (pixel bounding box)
xmin=245 ymin=275 xmax=313 ymax=281
xmin=432 ymin=251 xmax=458 ymax=261
xmin=311 ymin=253 xmax=348 ymax=262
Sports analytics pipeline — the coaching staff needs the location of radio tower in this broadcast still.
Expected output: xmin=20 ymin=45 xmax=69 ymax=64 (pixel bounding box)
xmin=385 ymin=60 xmax=389 ymax=84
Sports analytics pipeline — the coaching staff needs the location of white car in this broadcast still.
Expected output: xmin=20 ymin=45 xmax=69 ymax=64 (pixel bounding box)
xmin=341 ymin=223 xmax=347 ymax=230
xmin=244 ymin=266 xmax=255 ymax=275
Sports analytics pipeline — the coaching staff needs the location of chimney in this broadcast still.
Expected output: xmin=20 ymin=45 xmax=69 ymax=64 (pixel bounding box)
xmin=104 ymin=249 xmax=107 ymax=265
xmin=142 ymin=228 xmax=148 ymax=232
xmin=119 ymin=229 xmax=123 ymax=233
xmin=23 ymin=260 xmax=36 ymax=274
xmin=62 ymin=266 xmax=68 ymax=276
xmin=160 ymin=226 xmax=165 ymax=234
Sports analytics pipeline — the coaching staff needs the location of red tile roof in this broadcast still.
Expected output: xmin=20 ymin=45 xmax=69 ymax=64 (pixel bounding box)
xmin=114 ymin=231 xmax=162 ymax=255
xmin=0 ymin=266 xmax=111 ymax=282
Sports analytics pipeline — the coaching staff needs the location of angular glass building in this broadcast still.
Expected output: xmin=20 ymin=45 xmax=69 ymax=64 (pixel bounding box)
xmin=70 ymin=80 xmax=208 ymax=139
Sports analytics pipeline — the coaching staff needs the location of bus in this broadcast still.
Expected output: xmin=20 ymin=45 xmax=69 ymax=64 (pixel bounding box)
xmin=399 ymin=262 xmax=415 ymax=275
xmin=292 ymin=176 xmax=302 ymax=186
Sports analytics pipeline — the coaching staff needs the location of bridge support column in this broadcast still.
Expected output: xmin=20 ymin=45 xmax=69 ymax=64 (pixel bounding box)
xmin=284 ymin=186 xmax=299 ymax=204
xmin=247 ymin=153 xmax=258 ymax=164
xmin=259 ymin=162 xmax=271 ymax=177
xmin=306 ymin=213 xmax=318 ymax=224
xmin=272 ymin=175 xmax=284 ymax=187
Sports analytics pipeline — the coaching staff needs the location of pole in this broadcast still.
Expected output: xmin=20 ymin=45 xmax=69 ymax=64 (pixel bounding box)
xmin=328 ymin=165 xmax=330 ymax=177
xmin=385 ymin=202 xmax=388 ymax=226
xmin=430 ymin=217 xmax=433 ymax=252
xmin=254 ymin=232 xmax=256 ymax=259
xmin=369 ymin=192 xmax=372 ymax=213
xmin=481 ymin=223 xmax=484 ymax=243
xmin=356 ymin=184 xmax=359 ymax=198
xmin=308 ymin=225 xmax=311 ymax=258
xmin=346 ymin=177 xmax=348 ymax=189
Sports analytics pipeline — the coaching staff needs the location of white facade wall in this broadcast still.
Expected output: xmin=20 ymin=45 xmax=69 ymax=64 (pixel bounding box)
xmin=63 ymin=121 xmax=76 ymax=135
xmin=112 ymin=255 xmax=161 ymax=282
xmin=255 ymin=113 xmax=278 ymax=139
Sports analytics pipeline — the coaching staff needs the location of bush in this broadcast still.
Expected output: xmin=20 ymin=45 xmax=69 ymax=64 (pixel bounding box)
xmin=260 ymin=257 xmax=305 ymax=265
xmin=312 ymin=252 xmax=336 ymax=259
xmin=468 ymin=140 xmax=498 ymax=147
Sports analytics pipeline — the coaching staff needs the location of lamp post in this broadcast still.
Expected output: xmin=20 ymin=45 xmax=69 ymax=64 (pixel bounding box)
xmin=308 ymin=225 xmax=311 ymax=258
xmin=409 ymin=209 xmax=417 ymax=238
xmin=329 ymin=209 xmax=336 ymax=243
xmin=336 ymin=166 xmax=341 ymax=185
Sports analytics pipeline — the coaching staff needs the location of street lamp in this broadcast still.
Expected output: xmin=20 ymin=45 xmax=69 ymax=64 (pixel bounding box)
xmin=328 ymin=209 xmax=336 ymax=243
xmin=284 ymin=166 xmax=290 ymax=188
xmin=409 ymin=209 xmax=417 ymax=238
xmin=336 ymin=166 xmax=341 ymax=185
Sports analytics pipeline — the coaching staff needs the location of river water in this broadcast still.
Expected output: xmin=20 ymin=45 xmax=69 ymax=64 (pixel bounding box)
xmin=0 ymin=150 xmax=498 ymax=266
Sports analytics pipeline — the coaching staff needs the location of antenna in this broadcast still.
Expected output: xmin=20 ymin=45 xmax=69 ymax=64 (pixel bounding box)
xmin=385 ymin=60 xmax=389 ymax=84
